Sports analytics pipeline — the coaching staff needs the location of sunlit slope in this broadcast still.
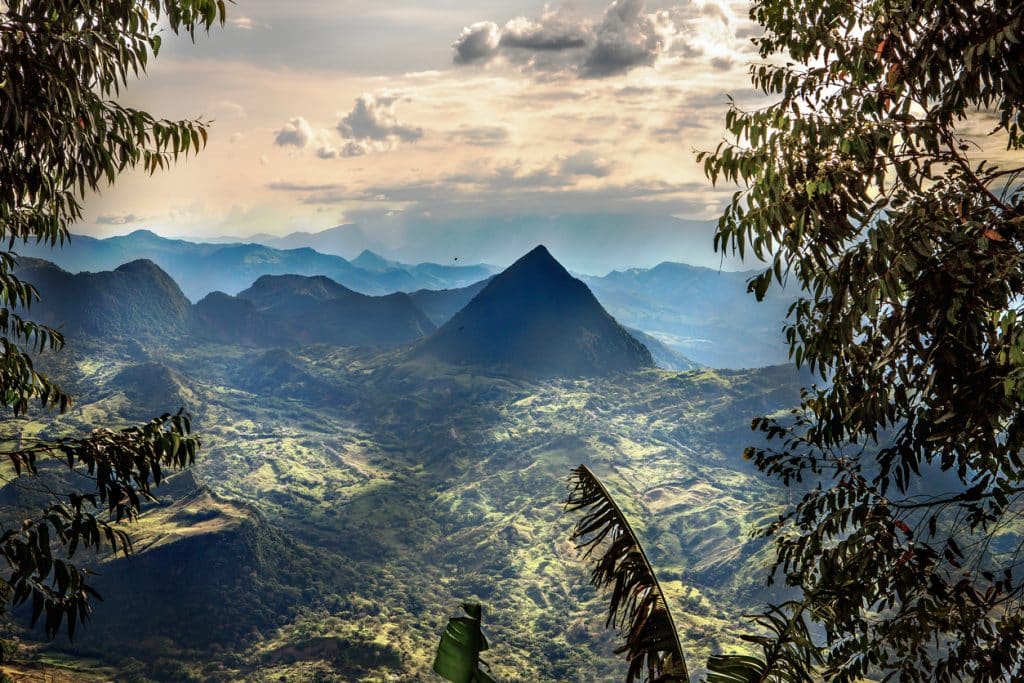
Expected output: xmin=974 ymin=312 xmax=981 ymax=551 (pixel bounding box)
xmin=13 ymin=335 xmax=799 ymax=681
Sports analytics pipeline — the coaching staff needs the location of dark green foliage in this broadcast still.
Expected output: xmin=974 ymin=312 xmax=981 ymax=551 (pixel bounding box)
xmin=4 ymin=413 xmax=199 ymax=639
xmin=434 ymin=603 xmax=497 ymax=683
xmin=700 ymin=0 xmax=1024 ymax=680
xmin=0 ymin=0 xmax=223 ymax=641
xmin=76 ymin=504 xmax=347 ymax=655
xmin=566 ymin=465 xmax=688 ymax=683
xmin=192 ymin=291 xmax=271 ymax=346
xmin=417 ymin=245 xmax=653 ymax=376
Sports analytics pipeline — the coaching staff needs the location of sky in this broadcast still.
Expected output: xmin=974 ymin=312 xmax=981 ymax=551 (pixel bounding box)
xmin=80 ymin=0 xmax=761 ymax=245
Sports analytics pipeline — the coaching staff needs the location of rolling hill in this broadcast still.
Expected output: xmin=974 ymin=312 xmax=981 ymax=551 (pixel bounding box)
xmin=14 ymin=258 xmax=192 ymax=340
xmin=0 ymin=247 xmax=805 ymax=681
xmin=236 ymin=274 xmax=436 ymax=347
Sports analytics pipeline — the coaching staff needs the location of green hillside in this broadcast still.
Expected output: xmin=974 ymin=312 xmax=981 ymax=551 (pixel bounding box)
xmin=1 ymin=331 xmax=800 ymax=681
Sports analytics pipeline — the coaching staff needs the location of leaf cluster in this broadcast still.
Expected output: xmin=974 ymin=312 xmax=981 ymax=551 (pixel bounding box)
xmin=1 ymin=412 xmax=199 ymax=640
xmin=0 ymin=0 xmax=221 ymax=641
xmin=433 ymin=602 xmax=497 ymax=683
xmin=699 ymin=0 xmax=1024 ymax=680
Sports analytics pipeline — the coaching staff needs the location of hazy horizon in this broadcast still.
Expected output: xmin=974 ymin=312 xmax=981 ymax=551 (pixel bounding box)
xmin=74 ymin=0 xmax=763 ymax=273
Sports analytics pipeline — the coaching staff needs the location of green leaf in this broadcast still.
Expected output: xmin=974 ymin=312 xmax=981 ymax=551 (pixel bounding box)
xmin=433 ymin=603 xmax=496 ymax=683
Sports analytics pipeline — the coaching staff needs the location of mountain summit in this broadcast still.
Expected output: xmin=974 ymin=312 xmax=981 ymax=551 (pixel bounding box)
xmin=416 ymin=245 xmax=653 ymax=376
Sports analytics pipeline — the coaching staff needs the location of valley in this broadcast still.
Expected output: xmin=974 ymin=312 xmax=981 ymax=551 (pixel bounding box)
xmin=0 ymin=246 xmax=802 ymax=681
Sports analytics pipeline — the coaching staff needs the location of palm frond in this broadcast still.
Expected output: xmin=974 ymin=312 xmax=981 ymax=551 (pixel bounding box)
xmin=566 ymin=464 xmax=689 ymax=683
xmin=705 ymin=601 xmax=822 ymax=683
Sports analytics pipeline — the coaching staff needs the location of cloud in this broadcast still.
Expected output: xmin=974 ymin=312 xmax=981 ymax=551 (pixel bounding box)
xmin=451 ymin=0 xmax=743 ymax=79
xmin=500 ymin=8 xmax=589 ymax=51
xmin=558 ymin=151 xmax=613 ymax=178
xmin=207 ymin=99 xmax=247 ymax=119
xmin=334 ymin=93 xmax=423 ymax=155
xmin=96 ymin=213 xmax=144 ymax=225
xmin=581 ymin=0 xmax=665 ymax=77
xmin=230 ymin=16 xmax=255 ymax=30
xmin=274 ymin=116 xmax=314 ymax=147
xmin=709 ymin=56 xmax=733 ymax=71
xmin=447 ymin=125 xmax=510 ymax=146
xmin=316 ymin=144 xmax=340 ymax=159
xmin=299 ymin=171 xmax=714 ymax=221
xmin=266 ymin=181 xmax=343 ymax=192
xmin=452 ymin=21 xmax=501 ymax=64
xmin=338 ymin=94 xmax=422 ymax=142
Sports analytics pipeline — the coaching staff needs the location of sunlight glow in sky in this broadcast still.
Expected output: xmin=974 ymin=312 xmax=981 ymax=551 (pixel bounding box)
xmin=81 ymin=0 xmax=760 ymax=240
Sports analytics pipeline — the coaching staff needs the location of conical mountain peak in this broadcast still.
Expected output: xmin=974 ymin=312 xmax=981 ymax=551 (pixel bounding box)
xmin=416 ymin=246 xmax=652 ymax=376
xmin=504 ymin=244 xmax=564 ymax=275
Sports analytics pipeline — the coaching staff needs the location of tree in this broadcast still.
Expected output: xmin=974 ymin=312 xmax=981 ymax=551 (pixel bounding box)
xmin=697 ymin=0 xmax=1024 ymax=680
xmin=0 ymin=0 xmax=225 ymax=639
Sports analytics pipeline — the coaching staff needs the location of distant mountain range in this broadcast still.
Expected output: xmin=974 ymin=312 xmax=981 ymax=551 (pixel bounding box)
xmin=17 ymin=231 xmax=794 ymax=368
xmin=17 ymin=248 xmax=689 ymax=377
xmin=17 ymin=230 xmax=496 ymax=302
xmin=229 ymin=274 xmax=434 ymax=347
xmin=207 ymin=213 xmax=742 ymax=276
xmin=416 ymin=246 xmax=653 ymax=376
xmin=584 ymin=263 xmax=793 ymax=368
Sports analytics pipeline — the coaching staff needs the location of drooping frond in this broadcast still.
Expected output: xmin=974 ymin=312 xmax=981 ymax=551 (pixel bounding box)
xmin=566 ymin=464 xmax=689 ymax=683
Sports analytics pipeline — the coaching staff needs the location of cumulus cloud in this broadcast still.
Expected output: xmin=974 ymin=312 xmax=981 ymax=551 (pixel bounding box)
xmin=500 ymin=8 xmax=589 ymax=51
xmin=274 ymin=117 xmax=314 ymax=147
xmin=334 ymin=94 xmax=423 ymax=155
xmin=451 ymin=0 xmax=741 ymax=79
xmin=452 ymin=21 xmax=501 ymax=64
xmin=581 ymin=0 xmax=665 ymax=77
xmin=338 ymin=94 xmax=422 ymax=142
xmin=316 ymin=145 xmax=340 ymax=159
